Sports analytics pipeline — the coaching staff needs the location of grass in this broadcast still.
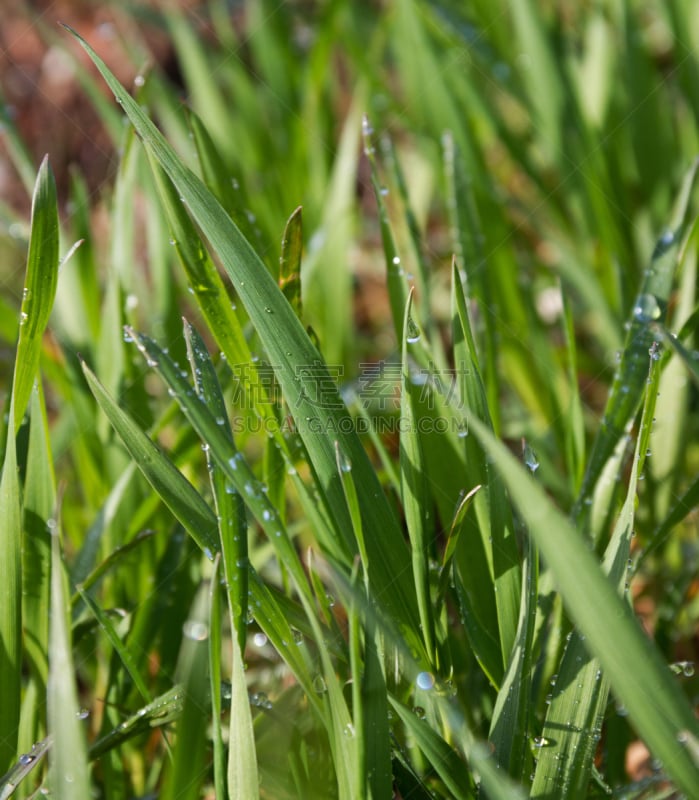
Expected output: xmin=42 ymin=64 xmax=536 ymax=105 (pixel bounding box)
xmin=1 ymin=1 xmax=699 ymax=797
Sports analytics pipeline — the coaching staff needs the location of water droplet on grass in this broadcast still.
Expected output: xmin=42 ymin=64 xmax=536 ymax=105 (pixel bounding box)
xmin=406 ymin=317 xmax=421 ymax=344
xmin=416 ymin=671 xmax=435 ymax=690
xmin=633 ymin=293 xmax=662 ymax=323
xmin=19 ymin=753 xmax=35 ymax=765
xmin=313 ymin=675 xmax=327 ymax=694
xmin=183 ymin=620 xmax=209 ymax=641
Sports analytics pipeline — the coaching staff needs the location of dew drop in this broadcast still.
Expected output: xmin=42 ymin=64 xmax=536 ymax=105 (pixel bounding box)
xmin=412 ymin=706 xmax=426 ymax=720
xmin=18 ymin=753 xmax=35 ymax=765
xmin=406 ymin=317 xmax=421 ymax=344
xmin=183 ymin=620 xmax=209 ymax=641
xmin=633 ymin=293 xmax=662 ymax=323
xmin=253 ymin=632 xmax=268 ymax=647
xmin=416 ymin=671 xmax=435 ymax=691
xmin=533 ymin=736 xmax=551 ymax=748
xmin=313 ymin=675 xmax=327 ymax=694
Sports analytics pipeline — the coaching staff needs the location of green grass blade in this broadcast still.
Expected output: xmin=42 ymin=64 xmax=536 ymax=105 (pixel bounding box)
xmin=22 ymin=386 xmax=56 ymax=687
xmin=76 ymin=586 xmax=152 ymax=704
xmin=184 ymin=321 xmax=248 ymax=655
xmin=488 ymin=536 xmax=538 ymax=782
xmin=208 ymin=558 xmax=226 ymax=800
xmin=11 ymin=156 xmax=59 ymax=432
xmin=576 ymin=159 xmax=699 ymax=514
xmin=279 ymin=206 xmax=303 ymax=315
xmin=465 ymin=413 xmax=699 ymax=796
xmin=221 ymin=559 xmax=260 ymax=800
xmin=532 ymin=357 xmax=661 ymax=797
xmin=451 ymin=260 xmax=520 ymax=683
xmin=81 ymin=361 xmax=220 ymax=557
xmin=389 ymin=698 xmax=474 ymax=800
xmin=47 ymin=531 xmax=90 ymax=798
xmin=161 ymin=585 xmax=210 ymax=800
xmin=0 ymin=399 xmax=21 ymax=773
xmin=400 ymin=291 xmax=436 ymax=663
xmin=57 ymin=26 xmax=429 ymax=643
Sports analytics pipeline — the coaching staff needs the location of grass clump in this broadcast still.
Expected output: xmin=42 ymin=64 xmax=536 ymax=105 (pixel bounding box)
xmin=1 ymin=2 xmax=699 ymax=798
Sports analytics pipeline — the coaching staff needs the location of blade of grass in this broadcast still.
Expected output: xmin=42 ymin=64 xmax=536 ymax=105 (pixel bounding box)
xmin=161 ymin=584 xmax=210 ymax=800
xmin=400 ymin=291 xmax=436 ymax=664
xmin=10 ymin=156 xmax=59 ymax=433
xmin=532 ymin=349 xmax=661 ymax=797
xmin=465 ymin=413 xmax=699 ymax=797
xmin=47 ymin=528 xmax=90 ymax=798
xmin=576 ymin=158 xmax=699 ymax=516
xmin=184 ymin=320 xmax=248 ymax=655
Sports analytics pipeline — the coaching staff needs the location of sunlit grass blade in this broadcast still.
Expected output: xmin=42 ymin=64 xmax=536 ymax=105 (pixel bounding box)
xmin=69 ymin=27 xmax=422 ymax=647
xmin=184 ymin=320 xmax=248 ymax=654
xmin=10 ymin=156 xmax=59 ymax=433
xmin=576 ymin=159 xmax=699 ymax=515
xmin=465 ymin=414 xmax=699 ymax=796
xmin=47 ymin=530 xmax=90 ymax=798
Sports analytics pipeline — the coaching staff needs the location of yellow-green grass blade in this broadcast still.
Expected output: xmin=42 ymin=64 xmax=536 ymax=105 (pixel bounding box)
xmin=47 ymin=531 xmax=90 ymax=798
xmin=532 ymin=353 xmax=661 ymax=796
xmin=465 ymin=414 xmax=699 ymax=797
xmin=11 ymin=156 xmax=59 ymax=433
xmin=22 ymin=386 xmax=55 ymax=688
xmin=576 ymin=159 xmax=699 ymax=516
xmin=184 ymin=320 xmax=248 ymax=655
xmin=400 ymin=292 xmax=436 ymax=664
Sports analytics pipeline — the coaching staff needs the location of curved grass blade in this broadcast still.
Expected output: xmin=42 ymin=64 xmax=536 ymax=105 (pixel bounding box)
xmin=576 ymin=158 xmax=699 ymax=516
xmin=47 ymin=530 xmax=90 ymax=798
xmin=65 ymin=29 xmax=421 ymax=649
xmin=465 ymin=414 xmax=699 ymax=797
